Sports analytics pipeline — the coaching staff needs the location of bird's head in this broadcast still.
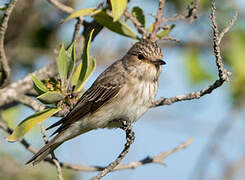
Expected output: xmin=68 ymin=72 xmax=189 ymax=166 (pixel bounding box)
xmin=126 ymin=39 xmax=165 ymax=66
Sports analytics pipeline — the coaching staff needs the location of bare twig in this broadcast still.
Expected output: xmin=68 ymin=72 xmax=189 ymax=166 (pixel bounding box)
xmin=47 ymin=0 xmax=74 ymax=14
xmin=163 ymin=0 xmax=198 ymax=23
xmin=41 ymin=126 xmax=64 ymax=180
xmin=15 ymin=95 xmax=45 ymax=112
xmin=152 ymin=0 xmax=237 ymax=107
xmin=0 ymin=120 xmax=193 ymax=173
xmin=0 ymin=0 xmax=19 ymax=87
xmin=92 ymin=121 xmax=135 ymax=180
xmin=124 ymin=10 xmax=148 ymax=37
xmin=72 ymin=18 xmax=83 ymax=42
xmin=160 ymin=36 xmax=180 ymax=43
xmin=151 ymin=0 xmax=165 ymax=41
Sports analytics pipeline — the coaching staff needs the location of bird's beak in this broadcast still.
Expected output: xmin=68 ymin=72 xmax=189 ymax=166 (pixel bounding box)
xmin=153 ymin=59 xmax=166 ymax=65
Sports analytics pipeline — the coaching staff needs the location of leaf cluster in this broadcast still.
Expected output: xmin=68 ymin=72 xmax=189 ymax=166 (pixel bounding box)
xmin=7 ymin=30 xmax=96 ymax=142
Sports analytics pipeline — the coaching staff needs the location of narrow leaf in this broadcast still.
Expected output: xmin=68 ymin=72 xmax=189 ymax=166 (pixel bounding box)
xmin=7 ymin=107 xmax=61 ymax=142
xmin=66 ymin=41 xmax=76 ymax=80
xmin=110 ymin=0 xmax=127 ymax=22
xmin=74 ymin=29 xmax=94 ymax=92
xmin=71 ymin=63 xmax=82 ymax=89
xmin=31 ymin=74 xmax=49 ymax=94
xmin=64 ymin=8 xmax=102 ymax=23
xmin=57 ymin=44 xmax=69 ymax=87
xmin=94 ymin=11 xmax=138 ymax=39
xmin=37 ymin=91 xmax=65 ymax=104
xmin=157 ymin=24 xmax=175 ymax=38
xmin=131 ymin=7 xmax=145 ymax=27
xmin=76 ymin=58 xmax=96 ymax=92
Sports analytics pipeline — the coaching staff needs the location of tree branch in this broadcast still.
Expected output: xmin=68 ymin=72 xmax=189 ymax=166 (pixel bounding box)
xmin=151 ymin=0 xmax=237 ymax=107
xmin=0 ymin=0 xmax=19 ymax=87
xmin=124 ymin=10 xmax=148 ymax=38
xmin=150 ymin=0 xmax=165 ymax=41
xmin=92 ymin=120 xmax=135 ymax=180
xmin=163 ymin=0 xmax=198 ymax=23
xmin=47 ymin=0 xmax=74 ymax=14
xmin=41 ymin=126 xmax=64 ymax=180
xmin=0 ymin=62 xmax=57 ymax=108
xmin=0 ymin=120 xmax=193 ymax=173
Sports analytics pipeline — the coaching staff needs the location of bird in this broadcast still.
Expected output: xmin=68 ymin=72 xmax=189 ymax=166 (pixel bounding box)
xmin=26 ymin=39 xmax=166 ymax=165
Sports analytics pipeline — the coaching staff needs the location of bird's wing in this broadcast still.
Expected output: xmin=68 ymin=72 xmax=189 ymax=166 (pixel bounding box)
xmin=47 ymin=60 xmax=126 ymax=135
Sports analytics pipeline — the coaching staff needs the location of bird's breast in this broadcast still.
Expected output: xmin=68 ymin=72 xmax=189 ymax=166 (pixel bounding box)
xmin=115 ymin=79 xmax=158 ymax=123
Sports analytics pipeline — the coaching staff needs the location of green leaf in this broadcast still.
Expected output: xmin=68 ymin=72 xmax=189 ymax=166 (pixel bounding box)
xmin=157 ymin=24 xmax=175 ymax=38
xmin=73 ymin=30 xmax=96 ymax=92
xmin=77 ymin=58 xmax=96 ymax=92
xmin=57 ymin=44 xmax=69 ymax=88
xmin=94 ymin=11 xmax=138 ymax=39
xmin=63 ymin=8 xmax=102 ymax=23
xmin=110 ymin=0 xmax=127 ymax=22
xmin=31 ymin=74 xmax=49 ymax=94
xmin=7 ymin=107 xmax=61 ymax=142
xmin=131 ymin=7 xmax=145 ymax=27
xmin=37 ymin=91 xmax=65 ymax=104
xmin=66 ymin=41 xmax=76 ymax=80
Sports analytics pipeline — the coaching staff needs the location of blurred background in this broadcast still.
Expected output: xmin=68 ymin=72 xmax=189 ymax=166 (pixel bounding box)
xmin=0 ymin=0 xmax=245 ymax=179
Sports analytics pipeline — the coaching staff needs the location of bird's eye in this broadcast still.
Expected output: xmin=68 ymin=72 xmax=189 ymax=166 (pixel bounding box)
xmin=137 ymin=54 xmax=145 ymax=60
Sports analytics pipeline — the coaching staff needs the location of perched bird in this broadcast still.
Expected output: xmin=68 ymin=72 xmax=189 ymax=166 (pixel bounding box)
xmin=26 ymin=39 xmax=166 ymax=165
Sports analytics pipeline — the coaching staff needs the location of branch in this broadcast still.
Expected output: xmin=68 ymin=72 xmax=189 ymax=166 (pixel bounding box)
xmin=47 ymin=0 xmax=74 ymax=14
xmin=151 ymin=0 xmax=237 ymax=107
xmin=41 ymin=126 xmax=64 ymax=180
xmin=0 ymin=0 xmax=19 ymax=87
xmin=124 ymin=10 xmax=148 ymax=38
xmin=150 ymin=0 xmax=165 ymax=41
xmin=163 ymin=0 xmax=198 ymax=23
xmin=92 ymin=120 xmax=135 ymax=180
xmin=0 ymin=62 xmax=57 ymax=108
xmin=15 ymin=95 xmax=45 ymax=112
xmin=0 ymin=120 xmax=193 ymax=173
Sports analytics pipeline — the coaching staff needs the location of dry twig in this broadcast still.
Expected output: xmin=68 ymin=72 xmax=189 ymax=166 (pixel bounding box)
xmin=151 ymin=0 xmax=165 ymax=41
xmin=47 ymin=0 xmax=73 ymax=14
xmin=0 ymin=0 xmax=19 ymax=87
xmin=151 ymin=0 xmax=237 ymax=107
xmin=92 ymin=121 xmax=135 ymax=180
xmin=41 ymin=126 xmax=64 ymax=180
xmin=124 ymin=10 xmax=148 ymax=37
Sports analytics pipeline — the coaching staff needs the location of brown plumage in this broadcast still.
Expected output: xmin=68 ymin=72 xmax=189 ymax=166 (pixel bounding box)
xmin=26 ymin=39 xmax=165 ymax=165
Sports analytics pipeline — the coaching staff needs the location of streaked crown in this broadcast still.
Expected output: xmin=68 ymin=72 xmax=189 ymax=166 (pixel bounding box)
xmin=127 ymin=39 xmax=162 ymax=59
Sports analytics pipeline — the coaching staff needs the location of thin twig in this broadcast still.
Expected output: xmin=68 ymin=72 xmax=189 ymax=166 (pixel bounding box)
xmin=0 ymin=0 xmax=19 ymax=87
xmin=124 ymin=10 xmax=148 ymax=37
xmin=151 ymin=0 xmax=165 ymax=41
xmin=47 ymin=0 xmax=74 ymax=14
xmin=40 ymin=125 xmax=64 ymax=180
xmin=152 ymin=0 xmax=237 ymax=107
xmin=92 ymin=121 xmax=135 ymax=180
xmin=163 ymin=0 xmax=198 ymax=23
xmin=15 ymin=95 xmax=45 ymax=112
xmin=72 ymin=18 xmax=83 ymax=42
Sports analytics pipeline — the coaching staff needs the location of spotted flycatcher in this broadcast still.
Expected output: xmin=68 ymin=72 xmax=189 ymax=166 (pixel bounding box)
xmin=26 ymin=39 xmax=165 ymax=165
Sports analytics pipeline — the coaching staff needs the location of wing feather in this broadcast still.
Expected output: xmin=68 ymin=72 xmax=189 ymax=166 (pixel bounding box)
xmin=46 ymin=60 xmax=126 ymax=135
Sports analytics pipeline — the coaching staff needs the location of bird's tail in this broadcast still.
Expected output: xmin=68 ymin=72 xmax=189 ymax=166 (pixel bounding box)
xmin=25 ymin=136 xmax=62 ymax=165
